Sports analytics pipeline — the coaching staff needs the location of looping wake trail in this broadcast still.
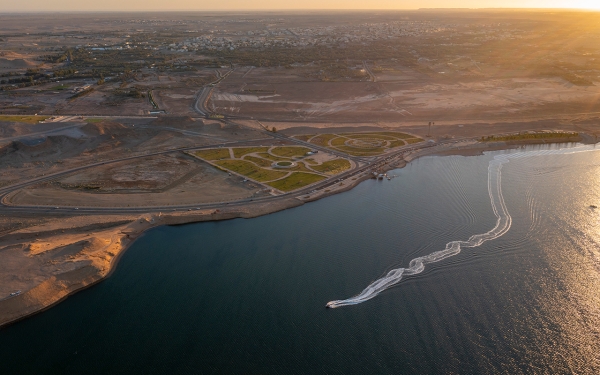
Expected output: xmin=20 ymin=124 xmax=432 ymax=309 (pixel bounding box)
xmin=326 ymin=145 xmax=592 ymax=308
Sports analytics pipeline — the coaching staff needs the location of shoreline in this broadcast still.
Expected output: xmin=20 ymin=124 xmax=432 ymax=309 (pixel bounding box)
xmin=0 ymin=198 xmax=303 ymax=328
xmin=0 ymin=137 xmax=593 ymax=329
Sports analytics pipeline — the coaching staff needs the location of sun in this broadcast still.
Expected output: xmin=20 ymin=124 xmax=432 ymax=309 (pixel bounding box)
xmin=568 ymin=0 xmax=600 ymax=9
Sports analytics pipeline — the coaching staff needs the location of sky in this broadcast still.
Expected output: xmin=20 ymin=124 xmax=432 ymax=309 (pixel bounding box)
xmin=1 ymin=0 xmax=599 ymax=12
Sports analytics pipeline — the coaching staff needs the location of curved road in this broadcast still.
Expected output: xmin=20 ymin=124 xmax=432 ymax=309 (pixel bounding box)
xmin=0 ymin=66 xmax=468 ymax=217
xmin=0 ymin=137 xmax=462 ymax=216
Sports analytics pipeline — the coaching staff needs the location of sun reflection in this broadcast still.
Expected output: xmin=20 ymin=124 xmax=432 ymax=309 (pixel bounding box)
xmin=528 ymin=149 xmax=600 ymax=370
xmin=565 ymin=1 xmax=600 ymax=10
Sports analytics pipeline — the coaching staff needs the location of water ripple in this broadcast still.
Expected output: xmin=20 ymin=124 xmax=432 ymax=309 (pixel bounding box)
xmin=327 ymin=145 xmax=595 ymax=308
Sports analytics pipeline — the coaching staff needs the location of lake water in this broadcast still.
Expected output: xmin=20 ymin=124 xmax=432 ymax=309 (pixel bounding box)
xmin=2 ymin=143 xmax=600 ymax=374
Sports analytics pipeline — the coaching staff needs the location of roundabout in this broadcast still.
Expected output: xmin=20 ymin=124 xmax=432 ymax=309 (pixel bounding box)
xmin=272 ymin=161 xmax=297 ymax=168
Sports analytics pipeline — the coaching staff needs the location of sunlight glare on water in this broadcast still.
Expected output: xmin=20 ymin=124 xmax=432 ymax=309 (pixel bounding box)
xmin=1 ymin=143 xmax=600 ymax=374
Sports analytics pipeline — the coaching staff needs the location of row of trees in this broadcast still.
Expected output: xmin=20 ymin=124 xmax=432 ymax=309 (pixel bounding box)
xmin=482 ymin=132 xmax=578 ymax=142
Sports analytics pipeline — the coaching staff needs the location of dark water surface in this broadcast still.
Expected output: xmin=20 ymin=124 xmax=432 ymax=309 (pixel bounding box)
xmin=2 ymin=143 xmax=600 ymax=374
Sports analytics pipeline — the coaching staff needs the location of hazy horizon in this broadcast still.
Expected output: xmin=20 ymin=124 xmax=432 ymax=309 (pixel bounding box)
xmin=1 ymin=1 xmax=599 ymax=13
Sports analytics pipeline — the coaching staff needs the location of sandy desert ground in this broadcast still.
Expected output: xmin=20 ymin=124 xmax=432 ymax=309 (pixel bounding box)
xmin=2 ymin=9 xmax=600 ymax=327
xmin=211 ymin=69 xmax=600 ymax=122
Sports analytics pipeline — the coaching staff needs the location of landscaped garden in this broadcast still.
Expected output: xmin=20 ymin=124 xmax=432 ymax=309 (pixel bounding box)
xmin=193 ymin=145 xmax=352 ymax=192
xmin=297 ymin=131 xmax=423 ymax=156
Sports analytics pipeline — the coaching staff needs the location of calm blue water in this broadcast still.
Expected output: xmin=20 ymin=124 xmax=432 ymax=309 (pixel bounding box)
xmin=2 ymin=143 xmax=600 ymax=374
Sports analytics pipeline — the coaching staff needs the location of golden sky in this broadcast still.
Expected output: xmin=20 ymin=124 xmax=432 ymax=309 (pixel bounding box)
xmin=1 ymin=0 xmax=599 ymax=12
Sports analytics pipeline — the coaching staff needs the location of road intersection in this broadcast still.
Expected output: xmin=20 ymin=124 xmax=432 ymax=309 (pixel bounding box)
xmin=1 ymin=70 xmax=463 ymax=216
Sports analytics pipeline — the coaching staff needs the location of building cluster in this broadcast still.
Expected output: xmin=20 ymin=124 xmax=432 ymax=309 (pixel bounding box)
xmin=164 ymin=20 xmax=527 ymax=52
xmin=12 ymin=19 xmax=527 ymax=55
xmin=166 ymin=21 xmax=450 ymax=52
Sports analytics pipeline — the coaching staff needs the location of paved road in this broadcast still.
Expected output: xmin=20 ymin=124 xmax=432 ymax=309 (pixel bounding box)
xmin=0 ymin=66 xmax=478 ymax=217
xmin=0 ymin=139 xmax=283 ymax=212
xmin=269 ymin=129 xmax=370 ymax=164
xmin=194 ymin=69 xmax=234 ymax=117
xmin=194 ymin=86 xmax=213 ymax=116
xmin=0 ymin=123 xmax=85 ymax=143
xmin=1 ymin=119 xmax=226 ymax=144
xmin=0 ymin=136 xmax=463 ymax=216
xmin=132 ymin=124 xmax=229 ymax=141
xmin=234 ymin=119 xmax=372 ymax=164
xmin=363 ymin=60 xmax=377 ymax=83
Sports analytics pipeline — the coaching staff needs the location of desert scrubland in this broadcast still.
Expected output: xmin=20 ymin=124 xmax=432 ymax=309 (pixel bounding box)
xmin=1 ymin=10 xmax=600 ymax=325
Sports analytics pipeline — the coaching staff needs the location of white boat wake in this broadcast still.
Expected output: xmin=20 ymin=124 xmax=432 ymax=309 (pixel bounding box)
xmin=326 ymin=145 xmax=593 ymax=308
